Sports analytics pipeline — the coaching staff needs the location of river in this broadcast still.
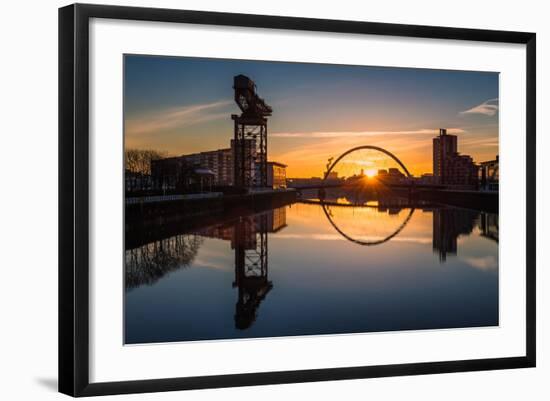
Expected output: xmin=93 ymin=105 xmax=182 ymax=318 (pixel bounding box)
xmin=125 ymin=193 xmax=499 ymax=344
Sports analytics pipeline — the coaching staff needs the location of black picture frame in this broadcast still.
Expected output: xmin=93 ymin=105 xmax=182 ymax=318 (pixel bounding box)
xmin=59 ymin=3 xmax=536 ymax=397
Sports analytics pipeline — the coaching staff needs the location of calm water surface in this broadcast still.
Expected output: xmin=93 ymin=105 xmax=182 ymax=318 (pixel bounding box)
xmin=125 ymin=197 xmax=498 ymax=344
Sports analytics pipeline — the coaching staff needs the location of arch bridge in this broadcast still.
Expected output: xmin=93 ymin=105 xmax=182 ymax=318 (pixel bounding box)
xmin=323 ymin=145 xmax=412 ymax=180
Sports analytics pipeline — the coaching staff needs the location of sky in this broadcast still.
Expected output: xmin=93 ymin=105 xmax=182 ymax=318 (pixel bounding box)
xmin=124 ymin=55 xmax=499 ymax=177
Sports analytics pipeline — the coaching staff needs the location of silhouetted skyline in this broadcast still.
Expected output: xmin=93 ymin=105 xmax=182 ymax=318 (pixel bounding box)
xmin=124 ymin=55 xmax=499 ymax=177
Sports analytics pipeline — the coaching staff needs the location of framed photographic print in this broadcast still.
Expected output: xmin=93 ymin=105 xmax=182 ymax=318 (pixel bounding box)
xmin=58 ymin=3 xmax=536 ymax=397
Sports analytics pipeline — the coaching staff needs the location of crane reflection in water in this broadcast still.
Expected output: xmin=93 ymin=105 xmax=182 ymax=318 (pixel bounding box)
xmin=125 ymin=192 xmax=499 ymax=343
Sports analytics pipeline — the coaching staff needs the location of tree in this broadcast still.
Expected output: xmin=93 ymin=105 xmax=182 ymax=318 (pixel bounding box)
xmin=125 ymin=149 xmax=169 ymax=192
xmin=124 ymin=149 xmax=167 ymax=175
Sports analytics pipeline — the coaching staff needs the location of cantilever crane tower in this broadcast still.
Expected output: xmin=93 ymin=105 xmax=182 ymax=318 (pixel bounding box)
xmin=231 ymin=75 xmax=273 ymax=189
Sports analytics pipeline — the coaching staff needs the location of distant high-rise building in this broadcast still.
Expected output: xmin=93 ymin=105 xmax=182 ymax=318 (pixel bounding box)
xmin=377 ymin=168 xmax=405 ymax=183
xmin=195 ymin=148 xmax=233 ymax=186
xmin=266 ymin=161 xmax=287 ymax=189
xmin=433 ymin=128 xmax=478 ymax=187
xmin=433 ymin=128 xmax=457 ymax=183
xmin=479 ymin=155 xmax=499 ymax=191
xmin=151 ymin=147 xmax=234 ymax=189
xmin=387 ymin=168 xmax=406 ymax=181
xmin=151 ymin=137 xmax=288 ymax=191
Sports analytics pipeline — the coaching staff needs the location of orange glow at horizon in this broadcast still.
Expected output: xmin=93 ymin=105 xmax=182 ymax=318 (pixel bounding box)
xmin=268 ymin=131 xmax=498 ymax=178
xmin=268 ymin=138 xmax=436 ymax=178
xmin=365 ymin=169 xmax=377 ymax=178
xmin=125 ymin=120 xmax=499 ymax=179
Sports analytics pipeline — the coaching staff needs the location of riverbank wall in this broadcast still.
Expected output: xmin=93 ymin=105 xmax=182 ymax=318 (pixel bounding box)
xmin=412 ymin=189 xmax=498 ymax=213
xmin=125 ymin=189 xmax=297 ymax=248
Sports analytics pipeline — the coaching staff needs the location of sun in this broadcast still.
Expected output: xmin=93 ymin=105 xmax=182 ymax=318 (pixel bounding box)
xmin=365 ymin=169 xmax=377 ymax=178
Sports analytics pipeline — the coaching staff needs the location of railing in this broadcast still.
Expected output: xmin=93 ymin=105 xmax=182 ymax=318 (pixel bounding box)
xmin=126 ymin=192 xmax=223 ymax=205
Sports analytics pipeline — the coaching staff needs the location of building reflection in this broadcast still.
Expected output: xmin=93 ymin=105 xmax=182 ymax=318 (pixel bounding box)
xmin=479 ymin=213 xmax=499 ymax=243
xmin=127 ymin=207 xmax=287 ymax=329
xmin=234 ymin=209 xmax=287 ymax=328
xmin=125 ymin=200 xmax=498 ymax=332
xmin=199 ymin=208 xmax=287 ymax=329
xmin=315 ymin=190 xmax=498 ymax=264
xmin=432 ymin=208 xmax=480 ymax=262
xmin=232 ymin=214 xmax=271 ymax=329
xmin=316 ymin=188 xmax=430 ymax=212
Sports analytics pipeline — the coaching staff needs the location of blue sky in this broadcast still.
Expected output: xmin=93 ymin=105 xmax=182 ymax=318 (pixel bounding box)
xmin=124 ymin=54 xmax=499 ymax=176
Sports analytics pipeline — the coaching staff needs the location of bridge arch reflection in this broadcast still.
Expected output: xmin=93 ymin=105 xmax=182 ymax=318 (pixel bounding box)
xmin=307 ymin=199 xmax=416 ymax=246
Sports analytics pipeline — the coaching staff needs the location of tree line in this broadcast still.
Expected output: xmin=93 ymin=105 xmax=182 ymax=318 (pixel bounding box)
xmin=125 ymin=149 xmax=167 ymax=175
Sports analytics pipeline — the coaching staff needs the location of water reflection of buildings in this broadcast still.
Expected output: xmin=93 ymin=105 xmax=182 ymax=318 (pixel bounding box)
xmin=126 ymin=201 xmax=498 ymax=334
xmin=432 ymin=208 xmax=480 ymax=262
xmin=199 ymin=208 xmax=287 ymax=329
xmin=126 ymin=207 xmax=287 ymax=329
xmin=304 ymin=189 xmax=498 ymax=264
xmin=479 ymin=213 xmax=499 ymax=243
xmin=316 ymin=189 xmax=493 ymax=262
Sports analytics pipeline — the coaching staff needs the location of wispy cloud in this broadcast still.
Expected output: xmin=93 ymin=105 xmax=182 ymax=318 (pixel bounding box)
xmin=340 ymin=159 xmax=376 ymax=167
xmin=271 ymin=128 xmax=465 ymax=138
xmin=460 ymin=98 xmax=499 ymax=117
xmin=193 ymin=258 xmax=231 ymax=271
xmin=274 ymin=233 xmax=431 ymax=244
xmin=125 ymin=100 xmax=232 ymax=136
xmin=460 ymin=137 xmax=499 ymax=148
xmin=464 ymin=255 xmax=498 ymax=271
